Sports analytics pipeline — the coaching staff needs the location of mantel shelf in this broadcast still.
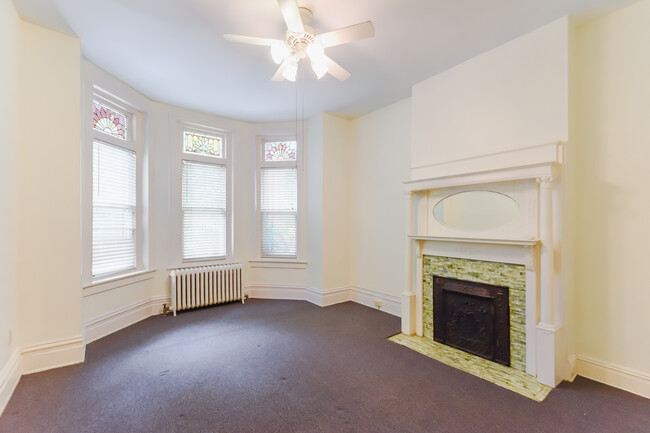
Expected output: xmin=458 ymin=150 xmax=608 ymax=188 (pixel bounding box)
xmin=408 ymin=234 xmax=539 ymax=247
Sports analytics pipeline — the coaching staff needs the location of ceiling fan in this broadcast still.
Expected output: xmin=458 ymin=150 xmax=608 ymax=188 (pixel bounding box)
xmin=223 ymin=0 xmax=375 ymax=82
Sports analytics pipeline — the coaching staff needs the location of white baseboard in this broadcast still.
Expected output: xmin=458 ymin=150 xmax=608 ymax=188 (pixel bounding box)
xmin=21 ymin=336 xmax=85 ymax=375
xmin=84 ymin=295 xmax=170 ymax=344
xmin=320 ymin=287 xmax=354 ymax=307
xmin=0 ymin=349 xmax=21 ymax=416
xmin=244 ymin=284 xmax=402 ymax=316
xmin=348 ymin=286 xmax=401 ymax=316
xmin=244 ymin=284 xmax=308 ymax=301
xmin=576 ymin=355 xmax=650 ymax=399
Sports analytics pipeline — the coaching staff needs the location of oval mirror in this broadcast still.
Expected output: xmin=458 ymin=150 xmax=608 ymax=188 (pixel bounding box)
xmin=433 ymin=191 xmax=519 ymax=231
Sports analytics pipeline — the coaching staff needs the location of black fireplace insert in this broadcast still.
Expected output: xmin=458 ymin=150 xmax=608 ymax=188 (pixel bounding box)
xmin=432 ymin=275 xmax=510 ymax=366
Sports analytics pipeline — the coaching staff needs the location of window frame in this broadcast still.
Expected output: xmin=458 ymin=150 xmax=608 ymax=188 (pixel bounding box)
xmin=83 ymin=87 xmax=147 ymax=286
xmin=255 ymin=135 xmax=305 ymax=264
xmin=175 ymin=121 xmax=233 ymax=264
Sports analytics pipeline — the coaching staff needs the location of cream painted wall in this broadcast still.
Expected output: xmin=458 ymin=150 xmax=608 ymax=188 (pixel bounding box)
xmin=307 ymin=114 xmax=324 ymax=290
xmin=349 ymin=98 xmax=411 ymax=297
xmin=322 ymin=114 xmax=352 ymax=290
xmin=0 ymin=0 xmax=20 ymax=368
xmin=304 ymin=113 xmax=354 ymax=291
xmin=573 ymin=0 xmax=650 ymax=376
xmin=83 ymin=281 xmax=153 ymax=322
xmin=16 ymin=22 xmax=82 ymax=346
xmin=411 ymin=17 xmax=569 ymax=176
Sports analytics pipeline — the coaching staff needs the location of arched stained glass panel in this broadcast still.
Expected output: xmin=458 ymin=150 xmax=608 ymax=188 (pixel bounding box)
xmin=264 ymin=141 xmax=297 ymax=161
xmin=93 ymin=101 xmax=127 ymax=140
xmin=184 ymin=131 xmax=223 ymax=158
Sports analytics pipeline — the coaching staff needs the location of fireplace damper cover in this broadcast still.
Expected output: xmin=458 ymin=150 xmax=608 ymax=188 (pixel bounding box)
xmin=432 ymin=275 xmax=510 ymax=366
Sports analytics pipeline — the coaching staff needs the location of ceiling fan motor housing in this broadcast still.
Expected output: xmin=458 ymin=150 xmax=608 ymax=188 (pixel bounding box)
xmin=286 ymin=26 xmax=315 ymax=59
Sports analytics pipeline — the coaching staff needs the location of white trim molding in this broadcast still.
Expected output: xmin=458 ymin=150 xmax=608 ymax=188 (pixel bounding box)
xmin=575 ymin=355 xmax=650 ymax=399
xmin=84 ymin=295 xmax=170 ymax=344
xmin=21 ymin=337 xmax=85 ymax=375
xmin=0 ymin=350 xmax=21 ymax=416
xmin=408 ymin=141 xmax=563 ymax=185
xmin=244 ymin=284 xmax=401 ymax=316
xmin=83 ymin=269 xmax=156 ymax=296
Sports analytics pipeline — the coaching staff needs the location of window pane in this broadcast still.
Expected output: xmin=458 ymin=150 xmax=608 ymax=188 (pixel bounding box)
xmin=182 ymin=161 xmax=227 ymax=259
xmin=261 ymin=168 xmax=297 ymax=211
xmin=92 ymin=141 xmax=136 ymax=276
xmin=261 ymin=212 xmax=296 ymax=257
xmin=93 ymin=101 xmax=127 ymax=140
xmin=184 ymin=131 xmax=223 ymax=158
xmin=264 ymin=140 xmax=297 ymax=161
xmin=261 ymin=168 xmax=297 ymax=257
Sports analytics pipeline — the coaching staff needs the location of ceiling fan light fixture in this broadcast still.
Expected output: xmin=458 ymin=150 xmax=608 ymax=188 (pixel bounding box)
xmin=306 ymin=43 xmax=328 ymax=79
xmin=271 ymin=43 xmax=291 ymax=65
xmin=282 ymin=57 xmax=298 ymax=81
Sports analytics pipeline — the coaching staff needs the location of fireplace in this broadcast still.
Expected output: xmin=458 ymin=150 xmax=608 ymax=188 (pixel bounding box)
xmin=403 ymin=143 xmax=568 ymax=387
xmin=433 ymin=276 xmax=510 ymax=366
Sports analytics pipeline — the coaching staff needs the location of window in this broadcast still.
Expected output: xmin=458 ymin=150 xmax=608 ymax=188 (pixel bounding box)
xmin=181 ymin=128 xmax=229 ymax=261
xmin=259 ymin=138 xmax=299 ymax=258
xmin=87 ymin=93 xmax=144 ymax=280
xmin=92 ymin=142 xmax=136 ymax=276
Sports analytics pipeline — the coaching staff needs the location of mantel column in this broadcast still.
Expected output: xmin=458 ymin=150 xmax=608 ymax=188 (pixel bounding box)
xmin=401 ymin=191 xmax=416 ymax=335
xmin=537 ymin=176 xmax=556 ymax=329
xmin=536 ymin=175 xmax=562 ymax=387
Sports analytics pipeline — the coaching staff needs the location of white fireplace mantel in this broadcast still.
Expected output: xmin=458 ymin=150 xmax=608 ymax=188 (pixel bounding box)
xmin=402 ymin=142 xmax=568 ymax=388
xmin=408 ymin=234 xmax=539 ymax=247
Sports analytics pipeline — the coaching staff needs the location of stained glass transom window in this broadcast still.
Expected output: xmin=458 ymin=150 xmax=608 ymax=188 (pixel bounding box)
xmin=264 ymin=141 xmax=297 ymax=162
xmin=184 ymin=131 xmax=223 ymax=158
xmin=93 ymin=101 xmax=127 ymax=140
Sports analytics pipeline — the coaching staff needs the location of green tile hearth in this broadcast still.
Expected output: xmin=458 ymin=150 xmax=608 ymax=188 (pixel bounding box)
xmin=389 ymin=333 xmax=551 ymax=402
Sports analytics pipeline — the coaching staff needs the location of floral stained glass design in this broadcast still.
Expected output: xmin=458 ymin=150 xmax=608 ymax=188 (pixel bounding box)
xmin=264 ymin=141 xmax=297 ymax=161
xmin=93 ymin=101 xmax=127 ymax=140
xmin=184 ymin=131 xmax=223 ymax=157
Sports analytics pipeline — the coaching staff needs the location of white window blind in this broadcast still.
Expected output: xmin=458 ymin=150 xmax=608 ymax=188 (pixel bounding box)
xmin=182 ymin=161 xmax=227 ymax=260
xmin=92 ymin=141 xmax=137 ymax=277
xmin=261 ymin=168 xmax=297 ymax=257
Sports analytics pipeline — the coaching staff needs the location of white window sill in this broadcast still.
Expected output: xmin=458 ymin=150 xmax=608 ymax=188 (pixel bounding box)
xmin=181 ymin=256 xmax=227 ymax=264
xmin=249 ymin=259 xmax=307 ymax=269
xmin=83 ymin=269 xmax=157 ymax=297
xmin=167 ymin=261 xmax=241 ymax=271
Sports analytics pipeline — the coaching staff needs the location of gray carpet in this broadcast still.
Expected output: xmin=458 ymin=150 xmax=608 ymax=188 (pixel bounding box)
xmin=1 ymin=299 xmax=648 ymax=432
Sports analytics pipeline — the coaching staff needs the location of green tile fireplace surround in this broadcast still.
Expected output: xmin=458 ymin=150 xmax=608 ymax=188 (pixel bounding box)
xmin=422 ymin=255 xmax=527 ymax=372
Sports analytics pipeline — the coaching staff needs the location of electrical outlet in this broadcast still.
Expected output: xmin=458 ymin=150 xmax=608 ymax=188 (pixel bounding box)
xmin=374 ymin=300 xmax=382 ymax=310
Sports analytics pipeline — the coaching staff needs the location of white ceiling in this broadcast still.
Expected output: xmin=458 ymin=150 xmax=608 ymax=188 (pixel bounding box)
xmin=12 ymin=0 xmax=631 ymax=123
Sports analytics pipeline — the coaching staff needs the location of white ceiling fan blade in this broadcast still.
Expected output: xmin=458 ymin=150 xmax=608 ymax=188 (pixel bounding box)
xmin=323 ymin=56 xmax=351 ymax=81
xmin=278 ymin=0 xmax=304 ymax=33
xmin=223 ymin=34 xmax=283 ymax=47
xmin=271 ymin=57 xmax=292 ymax=82
xmin=315 ymin=21 xmax=375 ymax=48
